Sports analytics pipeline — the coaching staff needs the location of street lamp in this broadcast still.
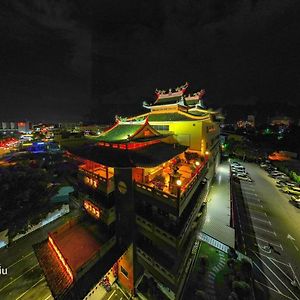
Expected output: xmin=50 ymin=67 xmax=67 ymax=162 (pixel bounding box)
xmin=176 ymin=179 xmax=182 ymax=199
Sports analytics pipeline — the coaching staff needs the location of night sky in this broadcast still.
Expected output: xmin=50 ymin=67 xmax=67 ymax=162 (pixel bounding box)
xmin=0 ymin=0 xmax=299 ymax=123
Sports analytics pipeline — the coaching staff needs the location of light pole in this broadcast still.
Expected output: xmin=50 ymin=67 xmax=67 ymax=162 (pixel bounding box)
xmin=176 ymin=179 xmax=182 ymax=199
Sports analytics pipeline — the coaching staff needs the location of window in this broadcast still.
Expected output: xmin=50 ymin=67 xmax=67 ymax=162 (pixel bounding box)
xmin=121 ymin=266 xmax=128 ymax=278
xmin=152 ymin=125 xmax=169 ymax=131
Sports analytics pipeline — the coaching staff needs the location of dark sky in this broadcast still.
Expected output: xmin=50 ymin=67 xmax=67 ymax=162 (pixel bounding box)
xmin=0 ymin=0 xmax=299 ymax=122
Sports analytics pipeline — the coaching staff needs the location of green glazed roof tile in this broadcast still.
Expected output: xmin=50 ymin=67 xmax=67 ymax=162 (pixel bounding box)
xmin=99 ymin=124 xmax=141 ymax=142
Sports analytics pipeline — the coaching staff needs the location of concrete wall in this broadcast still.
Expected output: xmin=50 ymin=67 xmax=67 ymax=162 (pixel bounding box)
xmin=0 ymin=204 xmax=69 ymax=248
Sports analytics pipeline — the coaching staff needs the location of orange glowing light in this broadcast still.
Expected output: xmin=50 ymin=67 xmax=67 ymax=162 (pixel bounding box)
xmin=83 ymin=200 xmax=101 ymax=219
xmin=176 ymin=179 xmax=182 ymax=186
xmin=98 ymin=139 xmax=160 ymax=150
xmin=48 ymin=236 xmax=74 ymax=282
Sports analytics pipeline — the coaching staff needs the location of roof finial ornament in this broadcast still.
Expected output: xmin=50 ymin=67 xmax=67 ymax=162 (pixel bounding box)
xmin=154 ymin=82 xmax=189 ymax=103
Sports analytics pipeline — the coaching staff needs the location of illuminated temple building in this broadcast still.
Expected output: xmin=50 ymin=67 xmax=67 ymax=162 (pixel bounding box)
xmin=35 ymin=83 xmax=221 ymax=299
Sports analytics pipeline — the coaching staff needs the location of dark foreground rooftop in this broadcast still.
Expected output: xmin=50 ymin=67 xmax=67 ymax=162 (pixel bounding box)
xmin=69 ymin=142 xmax=187 ymax=168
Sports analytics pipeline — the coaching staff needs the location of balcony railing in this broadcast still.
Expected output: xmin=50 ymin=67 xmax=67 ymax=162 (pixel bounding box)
xmin=135 ymin=181 xmax=178 ymax=208
xmin=136 ymin=215 xmax=177 ymax=247
xmin=134 ymin=164 xmax=207 ymax=214
xmin=136 ymin=181 xmax=207 ymax=249
xmin=79 ymin=168 xmax=115 ymax=194
xmin=137 ymin=247 xmax=176 ymax=284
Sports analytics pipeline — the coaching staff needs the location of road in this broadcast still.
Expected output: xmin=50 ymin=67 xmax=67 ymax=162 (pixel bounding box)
xmin=232 ymin=161 xmax=300 ymax=300
xmin=0 ymin=209 xmax=81 ymax=300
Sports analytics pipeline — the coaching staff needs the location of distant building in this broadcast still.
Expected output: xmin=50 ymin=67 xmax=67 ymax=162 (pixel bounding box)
xmin=236 ymin=115 xmax=255 ymax=129
xmin=247 ymin=115 xmax=255 ymax=127
xmin=270 ymin=116 xmax=293 ymax=126
xmin=0 ymin=121 xmax=32 ymax=133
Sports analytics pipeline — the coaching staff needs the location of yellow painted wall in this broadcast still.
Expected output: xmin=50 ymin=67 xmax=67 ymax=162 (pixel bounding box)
xmin=149 ymin=118 xmax=220 ymax=155
xmin=150 ymin=120 xmax=202 ymax=151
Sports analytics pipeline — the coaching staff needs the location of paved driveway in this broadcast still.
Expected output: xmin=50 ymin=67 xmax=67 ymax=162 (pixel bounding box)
xmin=233 ymin=161 xmax=300 ymax=300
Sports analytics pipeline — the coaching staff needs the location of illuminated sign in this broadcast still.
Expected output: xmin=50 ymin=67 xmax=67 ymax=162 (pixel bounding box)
xmin=83 ymin=200 xmax=101 ymax=219
xmin=84 ymin=176 xmax=98 ymax=189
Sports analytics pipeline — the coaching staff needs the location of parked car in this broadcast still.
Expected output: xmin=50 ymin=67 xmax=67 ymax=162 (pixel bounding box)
xmin=232 ymin=171 xmax=249 ymax=177
xmin=269 ymin=171 xmax=285 ymax=178
xmin=275 ymin=174 xmax=290 ymax=180
xmin=270 ymin=172 xmax=285 ymax=178
xmin=276 ymin=181 xmax=286 ymax=188
xmin=281 ymin=186 xmax=300 ymax=195
xmin=276 ymin=180 xmax=296 ymax=188
xmin=231 ymin=166 xmax=245 ymax=172
xmin=290 ymin=195 xmax=300 ymax=208
xmin=260 ymin=162 xmax=268 ymax=168
xmin=269 ymin=170 xmax=283 ymax=175
xmin=236 ymin=174 xmax=253 ymax=182
xmin=283 ymin=181 xmax=297 ymax=187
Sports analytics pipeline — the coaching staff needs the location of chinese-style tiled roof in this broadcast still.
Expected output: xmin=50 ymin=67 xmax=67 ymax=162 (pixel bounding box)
xmin=98 ymin=120 xmax=162 ymax=143
xmin=70 ymin=142 xmax=187 ymax=168
xmin=99 ymin=124 xmax=141 ymax=142
xmin=185 ymin=89 xmax=206 ymax=106
xmin=154 ymin=82 xmax=189 ymax=105
xmin=188 ymin=110 xmax=208 ymax=116
xmin=50 ymin=223 xmax=101 ymax=274
xmin=34 ymin=230 xmax=119 ymax=300
xmin=153 ymin=96 xmax=182 ymax=105
xmin=34 ymin=240 xmax=73 ymax=299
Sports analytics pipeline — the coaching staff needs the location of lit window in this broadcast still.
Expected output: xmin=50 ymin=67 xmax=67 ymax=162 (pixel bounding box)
xmin=120 ymin=266 xmax=128 ymax=278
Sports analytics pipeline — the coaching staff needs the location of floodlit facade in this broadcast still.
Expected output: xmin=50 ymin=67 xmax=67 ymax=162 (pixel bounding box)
xmin=0 ymin=121 xmax=32 ymax=133
xmin=35 ymin=83 xmax=221 ymax=299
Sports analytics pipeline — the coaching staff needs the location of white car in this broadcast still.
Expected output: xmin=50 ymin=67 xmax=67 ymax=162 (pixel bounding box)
xmin=276 ymin=180 xmax=295 ymax=188
xmin=270 ymin=171 xmax=284 ymax=176
xmin=282 ymin=181 xmax=296 ymax=187
xmin=232 ymin=171 xmax=249 ymax=176
xmin=290 ymin=195 xmax=300 ymax=208
xmin=236 ymin=174 xmax=253 ymax=182
xmin=232 ymin=166 xmax=245 ymax=171
xmin=275 ymin=175 xmax=290 ymax=181
xmin=281 ymin=186 xmax=300 ymax=195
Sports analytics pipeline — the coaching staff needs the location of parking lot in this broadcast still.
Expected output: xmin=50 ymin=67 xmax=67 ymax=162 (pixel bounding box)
xmin=231 ymin=161 xmax=300 ymax=300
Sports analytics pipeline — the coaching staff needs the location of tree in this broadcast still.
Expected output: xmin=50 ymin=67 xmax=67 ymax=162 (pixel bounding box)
xmin=232 ymin=281 xmax=251 ymax=299
xmin=198 ymin=255 xmax=209 ymax=275
xmin=227 ymin=258 xmax=236 ymax=270
xmin=0 ymin=163 xmax=52 ymax=240
xmin=195 ymin=289 xmax=208 ymax=299
xmin=240 ymin=259 xmax=253 ymax=281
